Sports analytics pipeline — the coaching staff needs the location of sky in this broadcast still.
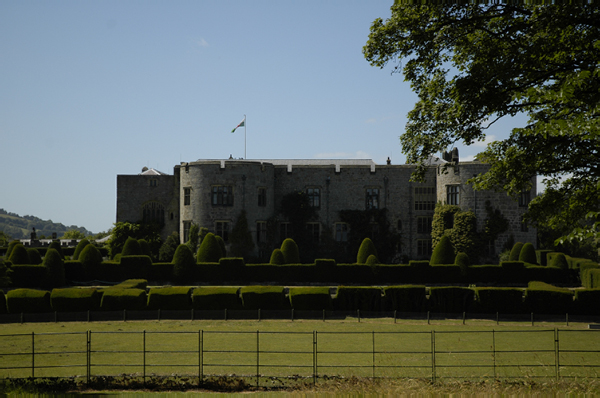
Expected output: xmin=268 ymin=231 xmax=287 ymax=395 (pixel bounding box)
xmin=0 ymin=1 xmax=528 ymax=234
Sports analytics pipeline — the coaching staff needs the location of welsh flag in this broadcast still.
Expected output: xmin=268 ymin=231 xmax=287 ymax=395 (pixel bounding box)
xmin=231 ymin=117 xmax=245 ymax=133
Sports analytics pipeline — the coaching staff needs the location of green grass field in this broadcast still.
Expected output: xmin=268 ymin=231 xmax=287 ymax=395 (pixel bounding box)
xmin=1 ymin=318 xmax=599 ymax=385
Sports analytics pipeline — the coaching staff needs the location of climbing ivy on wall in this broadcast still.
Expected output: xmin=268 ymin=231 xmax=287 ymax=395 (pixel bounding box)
xmin=431 ymin=204 xmax=477 ymax=260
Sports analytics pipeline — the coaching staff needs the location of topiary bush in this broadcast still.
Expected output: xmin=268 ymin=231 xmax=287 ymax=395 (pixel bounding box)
xmin=334 ymin=287 xmax=383 ymax=311
xmin=269 ymin=249 xmax=285 ymax=265
xmin=72 ymin=239 xmax=90 ymax=261
xmin=147 ymin=286 xmax=192 ymax=310
xmin=509 ymin=242 xmax=524 ymax=261
xmin=382 ymin=285 xmax=427 ymax=312
xmin=9 ymin=244 xmax=29 ymax=265
xmin=6 ymin=289 xmax=52 ymax=313
xmin=365 ymin=254 xmax=379 ymax=265
xmin=216 ymin=235 xmax=226 ymax=257
xmin=138 ymin=239 xmax=152 ymax=259
xmin=519 ymin=243 xmax=537 ymax=264
xmin=240 ymin=286 xmax=289 ymax=310
xmin=430 ymin=235 xmax=455 ymax=265
xmin=121 ymin=237 xmax=142 ymax=257
xmin=428 ymin=287 xmax=475 ymax=313
xmin=0 ymin=291 xmax=6 ymax=314
xmin=288 ymin=287 xmax=332 ymax=310
xmin=44 ymin=248 xmax=65 ymax=288
xmin=79 ymin=244 xmax=103 ymax=278
xmin=5 ymin=240 xmax=21 ymax=260
xmin=26 ymin=248 xmax=42 ymax=265
xmin=51 ymin=288 xmax=101 ymax=312
xmin=454 ymin=252 xmax=470 ymax=278
xmin=280 ymin=238 xmax=300 ymax=264
xmin=173 ymin=244 xmax=196 ymax=283
xmin=550 ymin=252 xmax=569 ymax=270
xmin=192 ymin=287 xmax=242 ymax=310
xmin=197 ymin=233 xmax=223 ymax=263
xmin=100 ymin=289 xmax=147 ymax=311
xmin=357 ymin=238 xmax=378 ymax=264
xmin=48 ymin=241 xmax=64 ymax=259
xmin=159 ymin=232 xmax=180 ymax=262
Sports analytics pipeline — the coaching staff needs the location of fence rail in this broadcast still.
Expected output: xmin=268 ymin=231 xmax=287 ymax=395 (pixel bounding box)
xmin=1 ymin=329 xmax=600 ymax=386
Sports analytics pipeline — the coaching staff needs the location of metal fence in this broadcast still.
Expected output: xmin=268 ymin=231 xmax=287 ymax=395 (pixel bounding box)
xmin=1 ymin=329 xmax=599 ymax=386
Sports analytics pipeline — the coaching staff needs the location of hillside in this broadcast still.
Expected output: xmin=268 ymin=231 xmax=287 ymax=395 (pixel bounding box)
xmin=0 ymin=209 xmax=93 ymax=240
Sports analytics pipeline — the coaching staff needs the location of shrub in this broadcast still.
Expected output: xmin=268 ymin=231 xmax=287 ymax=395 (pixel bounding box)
xmin=72 ymin=239 xmax=90 ymax=261
xmin=0 ymin=291 xmax=6 ymax=314
xmin=500 ymin=261 xmax=525 ymax=283
xmin=581 ymin=264 xmax=600 ymax=288
xmin=10 ymin=265 xmax=48 ymax=288
xmin=430 ymin=235 xmax=455 ymax=265
xmin=525 ymin=282 xmax=574 ymax=314
xmin=509 ymin=242 xmax=524 ymax=261
xmin=147 ymin=287 xmax=192 ymax=310
xmin=79 ymin=244 xmax=103 ymax=278
xmin=9 ymin=244 xmax=29 ymax=265
xmin=44 ymin=248 xmax=65 ymax=288
xmin=48 ymin=241 xmax=64 ymax=258
xmin=334 ymin=287 xmax=382 ymax=311
xmin=474 ymin=287 xmax=525 ymax=314
xmin=229 ymin=210 xmax=255 ymax=258
xmin=5 ymin=240 xmax=21 ymax=260
xmin=269 ymin=249 xmax=285 ymax=265
xmin=192 ymin=287 xmax=242 ymax=310
xmin=120 ymin=255 xmax=152 ymax=280
xmin=138 ymin=239 xmax=152 ymax=259
xmin=454 ymin=251 xmax=470 ymax=277
xmin=288 ymin=287 xmax=332 ymax=310
xmin=357 ymin=238 xmax=378 ymax=264
xmin=114 ymin=279 xmax=148 ymax=289
xmin=536 ymin=250 xmax=553 ymax=266
xmin=51 ymin=288 xmax=101 ymax=312
xmin=574 ymin=289 xmax=600 ymax=315
xmin=216 ymin=235 xmax=227 ymax=257
xmin=159 ymin=232 xmax=180 ymax=262
xmin=240 ymin=286 xmax=289 ymax=310
xmin=6 ymin=289 xmax=52 ymax=313
xmin=365 ymin=254 xmax=379 ymax=265
xmin=428 ymin=287 xmax=475 ymax=313
xmin=280 ymin=238 xmax=300 ymax=264
xmin=100 ymin=289 xmax=147 ymax=311
xmin=121 ymin=237 xmax=142 ymax=257
xmin=27 ymin=248 xmax=42 ymax=265
xmin=173 ymin=244 xmax=196 ymax=283
xmin=382 ymin=285 xmax=427 ymax=312
xmin=550 ymin=253 xmax=569 ymax=270
xmin=197 ymin=233 xmax=222 ymax=263
xmin=519 ymin=243 xmax=537 ymax=264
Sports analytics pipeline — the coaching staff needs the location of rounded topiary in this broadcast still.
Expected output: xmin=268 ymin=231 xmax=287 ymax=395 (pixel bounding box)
xmin=430 ymin=235 xmax=455 ymax=265
xmin=121 ymin=237 xmax=142 ymax=257
xmin=215 ymin=235 xmax=227 ymax=257
xmin=27 ymin=248 xmax=43 ymax=265
xmin=550 ymin=252 xmax=569 ymax=270
xmin=6 ymin=240 xmax=21 ymax=259
xmin=138 ymin=239 xmax=152 ymax=258
xmin=365 ymin=254 xmax=379 ymax=265
xmin=270 ymin=248 xmax=285 ymax=265
xmin=509 ymin=242 xmax=524 ymax=261
xmin=196 ymin=233 xmax=222 ymax=263
xmin=79 ymin=244 xmax=103 ymax=276
xmin=173 ymin=244 xmax=196 ymax=283
xmin=159 ymin=232 xmax=180 ymax=262
xmin=44 ymin=248 xmax=65 ymax=288
xmin=280 ymin=238 xmax=300 ymax=264
xmin=9 ymin=244 xmax=29 ymax=265
xmin=454 ymin=252 xmax=470 ymax=267
xmin=518 ymin=242 xmax=538 ymax=264
xmin=72 ymin=239 xmax=90 ymax=261
xmin=48 ymin=241 xmax=64 ymax=259
xmin=357 ymin=237 xmax=378 ymax=264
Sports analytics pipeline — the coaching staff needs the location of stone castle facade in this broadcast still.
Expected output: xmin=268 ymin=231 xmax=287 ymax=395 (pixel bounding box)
xmin=116 ymin=156 xmax=536 ymax=261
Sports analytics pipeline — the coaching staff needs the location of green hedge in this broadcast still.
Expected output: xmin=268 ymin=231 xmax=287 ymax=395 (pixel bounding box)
xmin=100 ymin=289 xmax=147 ymax=311
xmin=536 ymin=250 xmax=553 ymax=266
xmin=474 ymin=287 xmax=526 ymax=314
xmin=382 ymin=285 xmax=427 ymax=312
xmin=524 ymin=282 xmax=574 ymax=314
xmin=6 ymin=289 xmax=52 ymax=313
xmin=334 ymin=287 xmax=382 ymax=311
xmin=467 ymin=265 xmax=502 ymax=284
xmin=114 ymin=279 xmax=148 ymax=289
xmin=429 ymin=264 xmax=464 ymax=283
xmin=149 ymin=262 xmax=174 ymax=282
xmin=288 ymin=287 xmax=332 ymax=310
xmin=500 ymin=261 xmax=526 ymax=283
xmin=147 ymin=287 xmax=192 ymax=310
xmin=573 ymin=289 xmax=600 ymax=315
xmin=120 ymin=255 xmax=152 ymax=280
xmin=64 ymin=260 xmax=84 ymax=282
xmin=0 ymin=291 xmax=6 ymax=314
xmin=192 ymin=287 xmax=242 ymax=310
xmin=240 ymin=286 xmax=289 ymax=310
xmin=428 ymin=287 xmax=475 ymax=313
xmin=10 ymin=264 xmax=47 ymax=288
xmin=51 ymin=288 xmax=101 ymax=312
xmin=525 ymin=265 xmax=566 ymax=284
xmin=581 ymin=264 xmax=600 ymax=289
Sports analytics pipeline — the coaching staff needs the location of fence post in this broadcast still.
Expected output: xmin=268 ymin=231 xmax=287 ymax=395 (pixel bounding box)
xmin=358 ymin=309 xmax=360 ymax=323
xmin=224 ymin=308 xmax=227 ymax=321
xmin=199 ymin=330 xmax=203 ymax=386
xmin=291 ymin=308 xmax=294 ymax=322
xmin=322 ymin=309 xmax=325 ymax=322
xmin=87 ymin=310 xmax=90 ymax=323
xmin=427 ymin=311 xmax=430 ymax=325
xmin=372 ymin=331 xmax=375 ymax=378
xmin=256 ymin=330 xmax=260 ymax=388
xmin=496 ymin=312 xmax=499 ymax=326
xmin=313 ymin=330 xmax=318 ymax=385
xmin=124 ymin=309 xmax=127 ymax=322
xmin=191 ymin=308 xmax=194 ymax=321
xmin=143 ymin=330 xmax=146 ymax=384
xmin=158 ymin=309 xmax=161 ymax=321
xmin=492 ymin=330 xmax=496 ymax=379
xmin=462 ymin=312 xmax=466 ymax=325
xmin=531 ymin=312 xmax=534 ymax=326
xmin=555 ymin=328 xmax=560 ymax=380
xmin=431 ymin=330 xmax=435 ymax=383
xmin=31 ymin=331 xmax=35 ymax=378
xmin=566 ymin=313 xmax=569 ymax=327
xmin=87 ymin=330 xmax=91 ymax=384
xmin=394 ymin=310 xmax=397 ymax=324
xmin=258 ymin=309 xmax=261 ymax=322
xmin=55 ymin=311 xmax=58 ymax=323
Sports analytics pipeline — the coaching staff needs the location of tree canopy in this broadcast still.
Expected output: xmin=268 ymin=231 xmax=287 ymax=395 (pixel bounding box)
xmin=364 ymin=4 xmax=600 ymax=242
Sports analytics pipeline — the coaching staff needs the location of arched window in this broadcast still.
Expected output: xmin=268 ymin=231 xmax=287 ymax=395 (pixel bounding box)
xmin=142 ymin=202 xmax=165 ymax=226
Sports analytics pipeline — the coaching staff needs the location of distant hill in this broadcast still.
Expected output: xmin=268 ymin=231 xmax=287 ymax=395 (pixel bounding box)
xmin=0 ymin=209 xmax=93 ymax=240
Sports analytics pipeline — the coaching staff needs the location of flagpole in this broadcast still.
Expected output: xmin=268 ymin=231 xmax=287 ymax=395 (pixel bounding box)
xmin=244 ymin=114 xmax=247 ymax=159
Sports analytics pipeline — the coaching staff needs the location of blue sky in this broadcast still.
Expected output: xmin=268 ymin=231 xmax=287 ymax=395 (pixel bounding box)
xmin=0 ymin=1 xmax=527 ymax=234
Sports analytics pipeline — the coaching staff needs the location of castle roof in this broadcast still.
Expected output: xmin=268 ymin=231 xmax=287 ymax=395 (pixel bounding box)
xmin=139 ymin=168 xmax=168 ymax=176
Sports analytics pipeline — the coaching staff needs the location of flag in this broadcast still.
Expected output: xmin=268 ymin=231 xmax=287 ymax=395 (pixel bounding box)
xmin=231 ymin=117 xmax=245 ymax=133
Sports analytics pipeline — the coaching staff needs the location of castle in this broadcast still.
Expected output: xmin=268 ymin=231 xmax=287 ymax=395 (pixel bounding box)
xmin=116 ymin=153 xmax=536 ymax=262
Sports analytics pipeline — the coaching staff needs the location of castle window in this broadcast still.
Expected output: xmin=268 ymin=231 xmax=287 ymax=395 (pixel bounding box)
xmin=212 ymin=186 xmax=234 ymax=206
xmin=307 ymin=188 xmax=320 ymax=208
xmin=335 ymin=222 xmax=349 ymax=242
xmin=414 ymin=187 xmax=436 ymax=211
xmin=307 ymin=222 xmax=320 ymax=243
xmin=519 ymin=189 xmax=530 ymax=207
xmin=149 ymin=178 xmax=158 ymax=187
xmin=417 ymin=216 xmax=432 ymax=234
xmin=183 ymin=221 xmax=191 ymax=242
xmin=365 ymin=188 xmax=379 ymax=210
xmin=258 ymin=187 xmax=267 ymax=207
xmin=142 ymin=202 xmax=165 ymax=226
xmin=446 ymin=185 xmax=460 ymax=205
xmin=184 ymin=187 xmax=191 ymax=206
xmin=417 ymin=239 xmax=432 ymax=256
xmin=256 ymin=221 xmax=267 ymax=243
xmin=280 ymin=222 xmax=291 ymax=242
xmin=215 ymin=221 xmax=230 ymax=242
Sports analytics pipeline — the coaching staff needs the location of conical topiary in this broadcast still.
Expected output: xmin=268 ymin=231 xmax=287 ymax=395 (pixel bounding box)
xmin=9 ymin=244 xmax=29 ymax=265
xmin=509 ymin=242 xmax=524 ymax=261
xmin=72 ymin=239 xmax=90 ymax=261
xmin=27 ymin=248 xmax=42 ymax=265
xmin=79 ymin=244 xmax=103 ymax=277
xmin=48 ymin=241 xmax=64 ymax=259
xmin=281 ymin=238 xmax=300 ymax=264
xmin=44 ymin=248 xmax=65 ymax=288
xmin=270 ymin=249 xmax=285 ymax=265
xmin=430 ymin=235 xmax=455 ymax=264
xmin=138 ymin=239 xmax=152 ymax=258
xmin=121 ymin=237 xmax=142 ymax=257
xmin=215 ymin=235 xmax=227 ymax=258
xmin=365 ymin=254 xmax=379 ymax=265
xmin=196 ymin=233 xmax=222 ymax=263
xmin=159 ymin=232 xmax=180 ymax=262
xmin=357 ymin=237 xmax=378 ymax=264
xmin=6 ymin=240 xmax=21 ymax=260
xmin=518 ymin=242 xmax=537 ymax=264
xmin=173 ymin=244 xmax=196 ymax=283
xmin=550 ymin=253 xmax=569 ymax=270
xmin=454 ymin=251 xmax=470 ymax=276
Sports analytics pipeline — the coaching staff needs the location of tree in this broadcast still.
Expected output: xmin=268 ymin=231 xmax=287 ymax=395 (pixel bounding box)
xmin=364 ymin=5 xmax=600 ymax=241
xmin=61 ymin=229 xmax=86 ymax=240
xmin=430 ymin=235 xmax=455 ymax=265
xmin=8 ymin=244 xmax=29 ymax=265
xmin=159 ymin=232 xmax=180 ymax=262
xmin=107 ymin=222 xmax=162 ymax=259
xmin=79 ymin=244 xmax=103 ymax=278
xmin=121 ymin=237 xmax=142 ymax=257
xmin=44 ymin=248 xmax=65 ymax=288
xmin=186 ymin=224 xmax=200 ymax=255
xmin=357 ymin=237 xmax=378 ymax=264
xmin=196 ymin=233 xmax=222 ymax=263
xmin=229 ymin=211 xmax=255 ymax=258
xmin=173 ymin=244 xmax=196 ymax=283
xmin=0 ymin=231 xmax=11 ymax=247
xmin=73 ymin=239 xmax=91 ymax=261
xmin=280 ymin=238 xmax=300 ymax=264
